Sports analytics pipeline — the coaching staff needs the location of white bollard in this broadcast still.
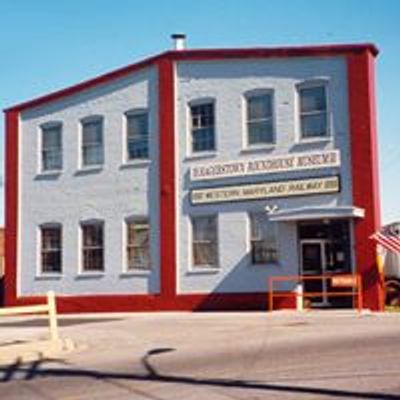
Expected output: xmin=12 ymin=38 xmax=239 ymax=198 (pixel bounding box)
xmin=47 ymin=291 xmax=59 ymax=342
xmin=296 ymin=283 xmax=303 ymax=312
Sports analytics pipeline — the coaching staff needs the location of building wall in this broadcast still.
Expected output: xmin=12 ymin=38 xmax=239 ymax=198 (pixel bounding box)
xmin=0 ymin=228 xmax=4 ymax=306
xmin=18 ymin=67 xmax=160 ymax=296
xmin=175 ymin=57 xmax=353 ymax=293
xmin=4 ymin=45 xmax=382 ymax=311
xmin=0 ymin=228 xmax=4 ymax=276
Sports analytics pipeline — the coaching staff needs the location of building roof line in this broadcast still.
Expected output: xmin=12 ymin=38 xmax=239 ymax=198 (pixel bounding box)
xmin=4 ymin=43 xmax=378 ymax=113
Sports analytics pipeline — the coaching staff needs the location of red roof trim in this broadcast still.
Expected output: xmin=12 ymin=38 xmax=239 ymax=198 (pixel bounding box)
xmin=170 ymin=43 xmax=379 ymax=60
xmin=4 ymin=52 xmax=167 ymax=113
xmin=4 ymin=43 xmax=378 ymax=112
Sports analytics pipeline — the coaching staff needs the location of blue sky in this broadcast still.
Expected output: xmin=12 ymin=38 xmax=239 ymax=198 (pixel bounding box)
xmin=1 ymin=0 xmax=399 ymax=224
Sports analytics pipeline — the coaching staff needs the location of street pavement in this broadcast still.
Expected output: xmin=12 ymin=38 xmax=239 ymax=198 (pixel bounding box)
xmin=1 ymin=310 xmax=400 ymax=399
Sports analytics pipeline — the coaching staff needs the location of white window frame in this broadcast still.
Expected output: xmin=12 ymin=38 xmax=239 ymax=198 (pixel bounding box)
xmin=248 ymin=213 xmax=279 ymax=265
xmin=79 ymin=219 xmax=105 ymax=274
xmin=38 ymin=121 xmax=63 ymax=174
xmin=296 ymin=79 xmax=331 ymax=143
xmin=243 ymin=89 xmax=275 ymax=150
xmin=189 ymin=214 xmax=219 ymax=270
xmin=38 ymin=223 xmax=63 ymax=276
xmin=187 ymin=98 xmax=217 ymax=157
xmin=79 ymin=115 xmax=104 ymax=169
xmin=124 ymin=109 xmax=150 ymax=163
xmin=124 ymin=217 xmax=151 ymax=272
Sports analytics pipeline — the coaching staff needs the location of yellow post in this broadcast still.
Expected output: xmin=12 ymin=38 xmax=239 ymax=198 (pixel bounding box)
xmin=47 ymin=291 xmax=59 ymax=342
xmin=376 ymin=247 xmax=386 ymax=312
xmin=296 ymin=283 xmax=303 ymax=312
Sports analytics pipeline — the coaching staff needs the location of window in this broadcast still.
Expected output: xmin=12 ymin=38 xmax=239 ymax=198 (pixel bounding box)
xmin=81 ymin=117 xmax=104 ymax=166
xmin=299 ymin=85 xmax=328 ymax=139
xmin=191 ymin=215 xmax=218 ymax=268
xmin=41 ymin=123 xmax=62 ymax=172
xmin=40 ymin=224 xmax=62 ymax=273
xmin=246 ymin=93 xmax=274 ymax=145
xmin=126 ymin=218 xmax=151 ymax=270
xmin=249 ymin=213 xmax=278 ymax=264
xmin=81 ymin=221 xmax=104 ymax=272
xmin=190 ymin=102 xmax=215 ymax=152
xmin=126 ymin=111 xmax=149 ymax=160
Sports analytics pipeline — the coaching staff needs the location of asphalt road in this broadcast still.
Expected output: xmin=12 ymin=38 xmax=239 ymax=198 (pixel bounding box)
xmin=1 ymin=311 xmax=400 ymax=399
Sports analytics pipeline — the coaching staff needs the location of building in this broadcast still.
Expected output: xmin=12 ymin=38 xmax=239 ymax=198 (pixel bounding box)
xmin=0 ymin=228 xmax=4 ymax=305
xmin=4 ymin=37 xmax=383 ymax=312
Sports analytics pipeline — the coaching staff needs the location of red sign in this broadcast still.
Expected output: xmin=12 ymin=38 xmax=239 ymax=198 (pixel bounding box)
xmin=331 ymin=275 xmax=358 ymax=288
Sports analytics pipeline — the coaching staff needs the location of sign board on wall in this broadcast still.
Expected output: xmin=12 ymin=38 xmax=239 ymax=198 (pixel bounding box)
xmin=331 ymin=275 xmax=358 ymax=288
xmin=190 ymin=150 xmax=340 ymax=181
xmin=191 ymin=176 xmax=340 ymax=205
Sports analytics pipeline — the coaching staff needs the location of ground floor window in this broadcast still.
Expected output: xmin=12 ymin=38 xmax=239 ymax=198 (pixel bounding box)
xmin=40 ymin=224 xmax=62 ymax=273
xmin=249 ymin=213 xmax=278 ymax=264
xmin=126 ymin=218 xmax=151 ymax=270
xmin=81 ymin=221 xmax=104 ymax=272
xmin=191 ymin=215 xmax=218 ymax=268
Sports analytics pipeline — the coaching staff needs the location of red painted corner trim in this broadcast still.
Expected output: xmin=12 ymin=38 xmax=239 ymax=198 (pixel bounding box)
xmin=347 ymin=52 xmax=382 ymax=311
xmin=4 ymin=110 xmax=19 ymax=306
xmin=158 ymin=56 xmax=176 ymax=300
xmin=5 ymin=43 xmax=378 ymax=113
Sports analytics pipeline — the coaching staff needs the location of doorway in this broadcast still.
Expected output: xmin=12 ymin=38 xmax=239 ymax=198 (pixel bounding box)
xmin=298 ymin=219 xmax=353 ymax=307
xmin=300 ymin=240 xmax=330 ymax=306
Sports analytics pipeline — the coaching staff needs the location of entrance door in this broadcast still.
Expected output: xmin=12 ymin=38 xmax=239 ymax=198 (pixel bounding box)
xmin=300 ymin=240 xmax=330 ymax=306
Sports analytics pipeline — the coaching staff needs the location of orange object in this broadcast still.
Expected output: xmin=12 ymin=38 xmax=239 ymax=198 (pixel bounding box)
xmin=331 ymin=274 xmax=358 ymax=288
xmin=268 ymin=274 xmax=363 ymax=313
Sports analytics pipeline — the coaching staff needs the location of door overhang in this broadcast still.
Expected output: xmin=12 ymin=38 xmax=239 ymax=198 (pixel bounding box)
xmin=268 ymin=206 xmax=365 ymax=222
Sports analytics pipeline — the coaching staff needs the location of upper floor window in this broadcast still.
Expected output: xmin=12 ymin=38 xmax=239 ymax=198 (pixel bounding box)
xmin=249 ymin=213 xmax=278 ymax=264
xmin=191 ymin=215 xmax=218 ymax=268
xmin=40 ymin=224 xmax=62 ymax=273
xmin=81 ymin=220 xmax=104 ymax=272
xmin=126 ymin=217 xmax=151 ymax=270
xmin=126 ymin=110 xmax=149 ymax=160
xmin=246 ymin=92 xmax=274 ymax=146
xmin=81 ymin=117 xmax=104 ymax=167
xmin=190 ymin=102 xmax=215 ymax=153
xmin=41 ymin=123 xmax=62 ymax=172
xmin=299 ymin=85 xmax=328 ymax=139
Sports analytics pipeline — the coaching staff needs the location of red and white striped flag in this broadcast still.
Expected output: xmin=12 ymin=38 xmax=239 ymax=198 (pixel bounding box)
xmin=370 ymin=227 xmax=400 ymax=253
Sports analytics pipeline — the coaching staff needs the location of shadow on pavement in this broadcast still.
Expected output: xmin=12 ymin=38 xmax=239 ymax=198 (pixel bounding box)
xmin=0 ymin=348 xmax=398 ymax=400
xmin=0 ymin=340 xmax=29 ymax=347
xmin=0 ymin=317 xmax=122 ymax=328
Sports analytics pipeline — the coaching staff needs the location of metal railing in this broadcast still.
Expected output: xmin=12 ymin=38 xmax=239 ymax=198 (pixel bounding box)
xmin=268 ymin=274 xmax=363 ymax=313
xmin=0 ymin=291 xmax=59 ymax=341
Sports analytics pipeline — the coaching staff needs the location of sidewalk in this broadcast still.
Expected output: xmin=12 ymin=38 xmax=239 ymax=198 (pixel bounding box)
xmin=0 ymin=310 xmax=398 ymax=367
xmin=0 ymin=338 xmax=76 ymax=365
xmin=2 ymin=311 xmax=400 ymax=400
xmin=0 ymin=314 xmax=81 ymax=365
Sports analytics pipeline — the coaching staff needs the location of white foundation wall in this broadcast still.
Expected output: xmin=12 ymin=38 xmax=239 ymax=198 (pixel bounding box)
xmin=19 ymin=68 xmax=160 ymax=296
xmin=176 ymin=57 xmax=352 ymax=294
